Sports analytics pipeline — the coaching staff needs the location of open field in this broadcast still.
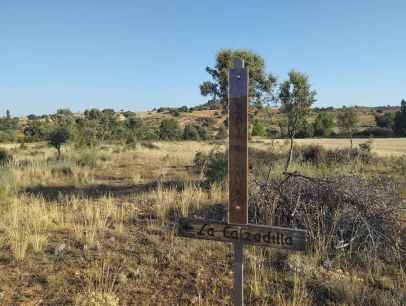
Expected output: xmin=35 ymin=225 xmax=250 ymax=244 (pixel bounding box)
xmin=250 ymin=138 xmax=406 ymax=157
xmin=0 ymin=141 xmax=405 ymax=305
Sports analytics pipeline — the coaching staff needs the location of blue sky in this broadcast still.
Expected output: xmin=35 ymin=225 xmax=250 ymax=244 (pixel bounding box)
xmin=1 ymin=0 xmax=405 ymax=116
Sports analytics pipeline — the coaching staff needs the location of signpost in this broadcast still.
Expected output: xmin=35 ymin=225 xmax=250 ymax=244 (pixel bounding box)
xmin=176 ymin=59 xmax=307 ymax=306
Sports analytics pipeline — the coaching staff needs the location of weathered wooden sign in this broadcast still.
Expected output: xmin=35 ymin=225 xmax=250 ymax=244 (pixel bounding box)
xmin=177 ymin=218 xmax=306 ymax=251
xmin=175 ymin=59 xmax=307 ymax=306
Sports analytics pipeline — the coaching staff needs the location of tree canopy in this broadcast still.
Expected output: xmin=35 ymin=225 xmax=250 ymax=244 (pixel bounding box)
xmin=279 ymin=70 xmax=317 ymax=169
xmin=337 ymin=107 xmax=359 ymax=148
xmin=200 ymin=49 xmax=276 ymax=109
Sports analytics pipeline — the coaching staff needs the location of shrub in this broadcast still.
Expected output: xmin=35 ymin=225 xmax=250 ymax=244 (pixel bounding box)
xmin=354 ymin=127 xmax=393 ymax=138
xmin=250 ymin=175 xmax=404 ymax=264
xmin=48 ymin=125 xmax=71 ymax=159
xmin=76 ymin=149 xmax=99 ymax=168
xmin=193 ymin=150 xmax=228 ymax=183
xmin=325 ymin=148 xmax=372 ymax=164
xmin=204 ymin=151 xmax=227 ymax=183
xmin=159 ymin=119 xmax=182 ymax=140
xmin=0 ymin=149 xmax=13 ymax=166
xmin=251 ymin=119 xmax=266 ymax=137
xmin=0 ymin=130 xmax=16 ymax=143
xmin=266 ymin=127 xmax=280 ymax=138
xmin=301 ymin=145 xmax=327 ymax=166
xmin=183 ymin=124 xmax=208 ymax=141
xmin=294 ymin=145 xmax=373 ymax=166
xmin=141 ymin=128 xmax=159 ymax=141
xmin=296 ymin=119 xmax=314 ymax=138
xmin=359 ymin=139 xmax=373 ymax=153
xmin=183 ymin=124 xmax=200 ymax=140
xmin=313 ymin=112 xmax=335 ymax=137
xmin=192 ymin=151 xmax=208 ymax=173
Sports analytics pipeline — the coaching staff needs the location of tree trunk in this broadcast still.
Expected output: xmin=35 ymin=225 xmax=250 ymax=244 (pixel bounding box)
xmin=57 ymin=147 xmax=61 ymax=160
xmin=285 ymin=135 xmax=294 ymax=171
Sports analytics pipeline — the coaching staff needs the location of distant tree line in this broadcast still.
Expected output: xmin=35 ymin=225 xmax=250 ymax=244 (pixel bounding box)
xmin=0 ymin=108 xmax=223 ymax=152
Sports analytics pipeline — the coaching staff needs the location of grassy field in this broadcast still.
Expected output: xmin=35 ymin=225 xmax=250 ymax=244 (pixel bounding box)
xmin=0 ymin=141 xmax=405 ymax=305
xmin=254 ymin=138 xmax=406 ymax=156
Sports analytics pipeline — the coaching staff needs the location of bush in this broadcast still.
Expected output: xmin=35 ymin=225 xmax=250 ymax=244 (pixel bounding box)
xmin=75 ymin=149 xmax=99 ymax=168
xmin=48 ymin=125 xmax=71 ymax=159
xmin=0 ymin=130 xmax=16 ymax=143
xmin=295 ymin=145 xmax=373 ymax=166
xmin=183 ymin=124 xmax=208 ymax=141
xmin=325 ymin=147 xmax=372 ymax=164
xmin=183 ymin=124 xmax=200 ymax=140
xmin=0 ymin=149 xmax=13 ymax=166
xmin=359 ymin=139 xmax=373 ymax=153
xmin=354 ymin=127 xmax=393 ymax=138
xmin=141 ymin=128 xmax=159 ymax=141
xmin=159 ymin=119 xmax=182 ymax=140
xmin=193 ymin=150 xmax=228 ymax=183
xmin=301 ymin=145 xmax=327 ymax=166
xmin=250 ymin=175 xmax=404 ymax=264
xmin=251 ymin=119 xmax=266 ymax=137
xmin=192 ymin=151 xmax=208 ymax=173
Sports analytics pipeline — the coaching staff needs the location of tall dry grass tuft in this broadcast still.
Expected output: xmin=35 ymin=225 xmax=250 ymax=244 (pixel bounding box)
xmin=69 ymin=196 xmax=117 ymax=247
xmin=74 ymin=258 xmax=121 ymax=306
xmin=275 ymin=273 xmax=312 ymax=306
xmin=0 ymin=195 xmax=58 ymax=259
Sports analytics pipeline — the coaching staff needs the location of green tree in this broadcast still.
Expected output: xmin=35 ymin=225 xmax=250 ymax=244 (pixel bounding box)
xmin=183 ymin=124 xmax=209 ymax=141
xmin=84 ymin=108 xmax=103 ymax=121
xmin=98 ymin=111 xmax=119 ymax=141
xmin=296 ymin=119 xmax=314 ymax=138
xmin=183 ymin=124 xmax=200 ymax=140
xmin=279 ymin=70 xmax=316 ymax=170
xmin=375 ymin=112 xmax=396 ymax=130
xmin=313 ymin=112 xmax=335 ymax=137
xmin=75 ymin=119 xmax=99 ymax=147
xmin=200 ymin=49 xmax=276 ymax=109
xmin=337 ymin=107 xmax=359 ymax=148
xmin=251 ymin=119 xmax=266 ymax=137
xmin=23 ymin=121 xmax=50 ymax=142
xmin=126 ymin=116 xmax=143 ymax=135
xmin=48 ymin=125 xmax=71 ymax=159
xmin=159 ymin=119 xmax=182 ymax=140
xmin=53 ymin=109 xmax=76 ymax=136
xmin=394 ymin=99 xmax=406 ymax=136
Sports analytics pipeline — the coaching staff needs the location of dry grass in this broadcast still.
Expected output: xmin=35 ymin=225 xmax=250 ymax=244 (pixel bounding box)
xmin=0 ymin=140 xmax=404 ymax=305
xmin=255 ymin=137 xmax=406 ymax=157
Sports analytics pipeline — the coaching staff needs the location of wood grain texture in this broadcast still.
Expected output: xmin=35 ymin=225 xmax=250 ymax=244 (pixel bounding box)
xmin=176 ymin=218 xmax=307 ymax=251
xmin=228 ymin=60 xmax=249 ymax=225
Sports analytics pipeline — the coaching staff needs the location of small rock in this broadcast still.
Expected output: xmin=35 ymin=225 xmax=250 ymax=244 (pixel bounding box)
xmin=322 ymin=258 xmax=333 ymax=270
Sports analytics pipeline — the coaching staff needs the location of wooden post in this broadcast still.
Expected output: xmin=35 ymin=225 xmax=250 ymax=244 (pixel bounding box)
xmin=229 ymin=58 xmax=248 ymax=306
xmin=175 ymin=58 xmax=307 ymax=306
xmin=228 ymin=58 xmax=249 ymax=225
xmin=233 ymin=241 xmax=244 ymax=306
